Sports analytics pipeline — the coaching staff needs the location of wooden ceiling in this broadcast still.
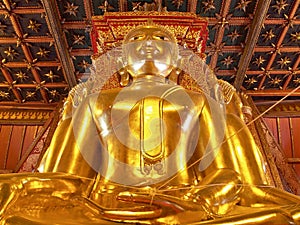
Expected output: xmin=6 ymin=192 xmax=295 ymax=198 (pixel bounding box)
xmin=0 ymin=0 xmax=299 ymax=113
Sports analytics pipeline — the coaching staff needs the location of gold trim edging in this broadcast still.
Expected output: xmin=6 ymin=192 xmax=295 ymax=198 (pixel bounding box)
xmin=0 ymin=109 xmax=52 ymax=124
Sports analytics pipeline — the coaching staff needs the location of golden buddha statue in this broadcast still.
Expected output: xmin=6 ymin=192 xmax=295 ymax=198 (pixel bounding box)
xmin=0 ymin=24 xmax=300 ymax=225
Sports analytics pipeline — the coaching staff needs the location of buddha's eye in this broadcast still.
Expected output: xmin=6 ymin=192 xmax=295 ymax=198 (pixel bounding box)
xmin=154 ymin=35 xmax=170 ymax=41
xmin=129 ymin=35 xmax=144 ymax=42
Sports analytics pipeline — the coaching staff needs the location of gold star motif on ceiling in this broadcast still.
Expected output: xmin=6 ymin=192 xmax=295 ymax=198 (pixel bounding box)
xmin=277 ymin=56 xmax=291 ymax=68
xmin=73 ymin=35 xmax=85 ymax=45
xmin=272 ymin=0 xmax=289 ymax=15
xmin=269 ymin=43 xmax=282 ymax=55
xmin=235 ymin=0 xmax=252 ymax=12
xmin=171 ymin=0 xmax=184 ymax=9
xmin=98 ymin=0 xmax=114 ymax=12
xmin=48 ymin=89 xmax=60 ymax=98
xmin=252 ymin=56 xmax=266 ymax=66
xmin=33 ymin=81 xmax=46 ymax=91
xmin=27 ymin=20 xmax=41 ymax=32
xmin=36 ymin=47 xmax=50 ymax=58
xmin=268 ymin=76 xmax=282 ymax=87
xmin=44 ymin=70 xmax=59 ymax=83
xmin=64 ymin=2 xmax=79 ymax=17
xmin=221 ymin=55 xmax=234 ymax=68
xmin=25 ymin=91 xmax=36 ymax=99
xmin=0 ymin=90 xmax=10 ymax=99
xmin=283 ymin=14 xmax=297 ymax=28
xmin=202 ymin=0 xmax=216 ymax=13
xmin=15 ymin=71 xmax=29 ymax=82
xmin=215 ymin=14 xmax=232 ymax=29
xmin=4 ymin=46 xmax=18 ymax=59
xmin=78 ymin=60 xmax=90 ymax=70
xmin=208 ymin=42 xmax=225 ymax=56
xmin=262 ymin=29 xmax=275 ymax=41
xmin=290 ymin=32 xmax=300 ymax=42
xmin=245 ymin=77 xmax=257 ymax=86
xmin=16 ymin=34 xmax=29 ymax=47
xmin=227 ymin=29 xmax=241 ymax=42
xmin=293 ymin=77 xmax=300 ymax=85
xmin=25 ymin=58 xmax=40 ymax=71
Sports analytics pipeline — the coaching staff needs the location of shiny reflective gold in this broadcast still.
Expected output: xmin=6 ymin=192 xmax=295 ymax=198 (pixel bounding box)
xmin=0 ymin=25 xmax=300 ymax=225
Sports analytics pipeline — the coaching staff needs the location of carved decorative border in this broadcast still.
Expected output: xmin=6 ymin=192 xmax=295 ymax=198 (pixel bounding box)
xmin=0 ymin=109 xmax=52 ymax=125
xmin=255 ymin=100 xmax=300 ymax=117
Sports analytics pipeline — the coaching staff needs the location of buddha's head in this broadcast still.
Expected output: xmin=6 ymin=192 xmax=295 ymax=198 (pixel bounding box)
xmin=123 ymin=25 xmax=178 ymax=78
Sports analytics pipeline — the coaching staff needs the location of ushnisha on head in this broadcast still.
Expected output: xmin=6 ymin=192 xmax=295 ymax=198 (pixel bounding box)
xmin=122 ymin=25 xmax=179 ymax=79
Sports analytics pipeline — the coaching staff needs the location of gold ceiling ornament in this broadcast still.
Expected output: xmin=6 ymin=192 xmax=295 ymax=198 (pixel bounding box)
xmin=0 ymin=90 xmax=10 ymax=99
xmin=15 ymin=71 xmax=29 ymax=82
xmin=235 ymin=0 xmax=252 ymax=12
xmin=24 ymin=91 xmax=36 ymax=100
xmin=290 ymin=32 xmax=300 ymax=42
xmin=245 ymin=76 xmax=258 ymax=86
xmin=4 ymin=46 xmax=18 ymax=59
xmin=252 ymin=56 xmax=266 ymax=67
xmin=262 ymin=29 xmax=276 ymax=41
xmin=283 ymin=14 xmax=297 ymax=28
xmin=215 ymin=13 xmax=232 ymax=29
xmin=72 ymin=34 xmax=85 ymax=46
xmin=259 ymin=67 xmax=272 ymax=78
xmin=34 ymin=80 xmax=46 ymax=91
xmin=6 ymin=80 xmax=17 ymax=91
xmin=64 ymin=1 xmax=79 ymax=17
xmin=27 ymin=19 xmax=41 ymax=32
xmin=25 ymin=58 xmax=41 ymax=71
xmin=171 ymin=0 xmax=184 ymax=9
xmin=0 ymin=58 xmax=7 ymax=68
xmin=269 ymin=43 xmax=282 ymax=55
xmin=43 ymin=70 xmax=59 ymax=83
xmin=91 ymin=12 xmax=208 ymax=58
xmin=36 ymin=47 xmax=50 ymax=58
xmin=15 ymin=33 xmax=29 ymax=47
xmin=208 ymin=42 xmax=225 ymax=56
xmin=202 ymin=0 xmax=216 ymax=13
xmin=268 ymin=76 xmax=282 ymax=88
xmin=272 ymin=0 xmax=289 ymax=15
xmin=293 ymin=77 xmax=300 ymax=85
xmin=48 ymin=89 xmax=60 ymax=98
xmin=227 ymin=29 xmax=241 ymax=42
xmin=221 ymin=55 xmax=234 ymax=68
xmin=98 ymin=0 xmax=114 ymax=13
xmin=277 ymin=56 xmax=291 ymax=68
xmin=78 ymin=60 xmax=90 ymax=70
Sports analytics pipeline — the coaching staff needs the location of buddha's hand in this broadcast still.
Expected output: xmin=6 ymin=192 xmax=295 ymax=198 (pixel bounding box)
xmin=0 ymin=181 xmax=23 ymax=218
xmin=115 ymin=191 xmax=208 ymax=223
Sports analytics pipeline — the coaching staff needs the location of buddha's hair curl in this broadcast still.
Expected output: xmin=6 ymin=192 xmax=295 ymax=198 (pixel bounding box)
xmin=123 ymin=23 xmax=177 ymax=44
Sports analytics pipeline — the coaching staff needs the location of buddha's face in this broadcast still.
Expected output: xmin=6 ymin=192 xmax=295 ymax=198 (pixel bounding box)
xmin=123 ymin=26 xmax=178 ymax=78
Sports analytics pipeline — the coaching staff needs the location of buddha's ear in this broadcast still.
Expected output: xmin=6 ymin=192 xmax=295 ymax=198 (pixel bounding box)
xmin=118 ymin=66 xmax=130 ymax=87
xmin=168 ymin=67 xmax=181 ymax=84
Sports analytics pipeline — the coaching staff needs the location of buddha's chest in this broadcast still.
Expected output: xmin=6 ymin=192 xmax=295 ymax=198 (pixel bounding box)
xmin=92 ymin=95 xmax=202 ymax=187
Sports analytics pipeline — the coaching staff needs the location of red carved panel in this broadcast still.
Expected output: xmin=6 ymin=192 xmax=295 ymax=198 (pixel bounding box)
xmin=264 ymin=117 xmax=300 ymax=177
xmin=0 ymin=125 xmax=42 ymax=171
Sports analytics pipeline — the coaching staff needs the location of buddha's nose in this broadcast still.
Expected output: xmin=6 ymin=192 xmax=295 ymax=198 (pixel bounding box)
xmin=145 ymin=35 xmax=154 ymax=46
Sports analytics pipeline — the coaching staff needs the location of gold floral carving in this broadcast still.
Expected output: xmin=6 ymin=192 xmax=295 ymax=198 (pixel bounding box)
xmin=91 ymin=12 xmax=208 ymax=57
xmin=0 ymin=109 xmax=52 ymax=124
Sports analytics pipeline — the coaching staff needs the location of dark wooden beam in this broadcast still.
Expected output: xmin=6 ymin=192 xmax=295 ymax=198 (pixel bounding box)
xmin=233 ymin=0 xmax=272 ymax=90
xmin=41 ymin=0 xmax=77 ymax=88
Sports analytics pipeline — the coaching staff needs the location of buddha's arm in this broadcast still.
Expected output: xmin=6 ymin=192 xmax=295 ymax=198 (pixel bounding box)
xmin=0 ymin=173 xmax=91 ymax=216
xmin=39 ymin=97 xmax=99 ymax=180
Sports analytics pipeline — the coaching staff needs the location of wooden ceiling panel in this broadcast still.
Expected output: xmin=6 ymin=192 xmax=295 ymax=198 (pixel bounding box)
xmin=0 ymin=0 xmax=298 ymax=111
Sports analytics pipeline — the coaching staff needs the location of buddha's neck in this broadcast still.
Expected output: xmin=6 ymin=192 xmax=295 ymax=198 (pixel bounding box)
xmin=132 ymin=75 xmax=167 ymax=85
